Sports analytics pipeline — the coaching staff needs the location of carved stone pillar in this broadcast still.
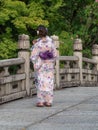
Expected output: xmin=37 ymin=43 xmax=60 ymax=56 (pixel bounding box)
xmin=51 ymin=35 xmax=60 ymax=89
xmin=73 ymin=37 xmax=83 ymax=85
xmin=92 ymin=44 xmax=98 ymax=70
xmin=18 ymin=34 xmax=30 ymax=96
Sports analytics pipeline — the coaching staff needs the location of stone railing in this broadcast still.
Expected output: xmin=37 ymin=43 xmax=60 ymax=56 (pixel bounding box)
xmin=82 ymin=57 xmax=98 ymax=86
xmin=0 ymin=58 xmax=26 ymax=104
xmin=58 ymin=56 xmax=80 ymax=88
xmin=0 ymin=34 xmax=98 ymax=104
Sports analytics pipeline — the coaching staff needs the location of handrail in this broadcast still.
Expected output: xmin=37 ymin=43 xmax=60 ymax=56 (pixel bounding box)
xmin=0 ymin=58 xmax=25 ymax=67
xmin=58 ymin=56 xmax=79 ymax=61
xmin=83 ymin=57 xmax=97 ymax=64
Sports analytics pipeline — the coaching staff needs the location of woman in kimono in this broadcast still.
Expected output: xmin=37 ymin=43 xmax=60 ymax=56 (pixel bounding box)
xmin=30 ymin=25 xmax=57 ymax=107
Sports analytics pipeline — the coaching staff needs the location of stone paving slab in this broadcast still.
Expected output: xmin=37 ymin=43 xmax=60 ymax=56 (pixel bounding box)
xmin=0 ymin=87 xmax=98 ymax=130
xmin=27 ymin=123 xmax=98 ymax=130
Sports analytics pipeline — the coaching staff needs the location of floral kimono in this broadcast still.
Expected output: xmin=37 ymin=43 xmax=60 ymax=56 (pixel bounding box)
xmin=30 ymin=36 xmax=57 ymax=104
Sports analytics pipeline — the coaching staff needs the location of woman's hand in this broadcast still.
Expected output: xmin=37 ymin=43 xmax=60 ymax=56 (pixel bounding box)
xmin=32 ymin=39 xmax=37 ymax=44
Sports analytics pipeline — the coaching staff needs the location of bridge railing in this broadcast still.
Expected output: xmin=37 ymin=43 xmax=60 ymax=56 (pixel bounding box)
xmin=0 ymin=34 xmax=98 ymax=104
xmin=82 ymin=57 xmax=98 ymax=86
xmin=58 ymin=56 xmax=80 ymax=88
xmin=0 ymin=58 xmax=26 ymax=104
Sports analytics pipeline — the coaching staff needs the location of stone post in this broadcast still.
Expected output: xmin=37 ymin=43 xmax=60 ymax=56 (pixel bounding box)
xmin=73 ymin=37 xmax=83 ymax=85
xmin=92 ymin=44 xmax=98 ymax=83
xmin=51 ymin=35 xmax=60 ymax=89
xmin=92 ymin=44 xmax=98 ymax=70
xmin=18 ymin=34 xmax=30 ymax=96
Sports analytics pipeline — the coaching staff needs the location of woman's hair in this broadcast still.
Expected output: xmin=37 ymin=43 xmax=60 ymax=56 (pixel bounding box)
xmin=37 ymin=25 xmax=48 ymax=37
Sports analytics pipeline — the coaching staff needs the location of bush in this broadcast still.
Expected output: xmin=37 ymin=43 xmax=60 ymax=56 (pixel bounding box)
xmin=0 ymin=38 xmax=17 ymax=59
xmin=59 ymin=31 xmax=73 ymax=56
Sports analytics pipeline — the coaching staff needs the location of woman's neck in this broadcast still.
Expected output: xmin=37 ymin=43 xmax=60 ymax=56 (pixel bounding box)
xmin=41 ymin=36 xmax=47 ymax=41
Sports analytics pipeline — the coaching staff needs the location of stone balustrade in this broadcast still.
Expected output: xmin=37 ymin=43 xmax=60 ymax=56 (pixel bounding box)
xmin=82 ymin=57 xmax=98 ymax=86
xmin=58 ymin=56 xmax=80 ymax=88
xmin=0 ymin=58 xmax=26 ymax=104
xmin=0 ymin=34 xmax=98 ymax=104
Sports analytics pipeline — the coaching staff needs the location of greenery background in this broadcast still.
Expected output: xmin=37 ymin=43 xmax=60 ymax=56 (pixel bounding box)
xmin=0 ymin=0 xmax=98 ymax=60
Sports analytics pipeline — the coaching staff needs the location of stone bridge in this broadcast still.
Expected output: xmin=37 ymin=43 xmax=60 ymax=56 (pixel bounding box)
xmin=0 ymin=34 xmax=98 ymax=104
xmin=0 ymin=87 xmax=98 ymax=130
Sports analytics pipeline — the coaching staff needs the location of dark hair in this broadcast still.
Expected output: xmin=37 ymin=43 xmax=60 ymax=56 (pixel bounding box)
xmin=37 ymin=25 xmax=48 ymax=37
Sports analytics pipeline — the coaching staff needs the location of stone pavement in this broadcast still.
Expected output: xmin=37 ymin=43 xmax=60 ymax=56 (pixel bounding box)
xmin=0 ymin=87 xmax=98 ymax=130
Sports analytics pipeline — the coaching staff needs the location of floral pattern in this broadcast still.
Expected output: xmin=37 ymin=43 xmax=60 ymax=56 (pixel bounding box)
xmin=30 ymin=36 xmax=57 ymax=103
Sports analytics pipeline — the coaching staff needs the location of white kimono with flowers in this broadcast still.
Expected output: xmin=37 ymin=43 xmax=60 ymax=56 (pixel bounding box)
xmin=30 ymin=36 xmax=57 ymax=103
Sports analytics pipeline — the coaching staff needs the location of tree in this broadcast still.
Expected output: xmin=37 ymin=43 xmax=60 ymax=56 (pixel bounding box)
xmin=0 ymin=0 xmax=48 ymax=59
xmin=0 ymin=0 xmax=97 ymax=59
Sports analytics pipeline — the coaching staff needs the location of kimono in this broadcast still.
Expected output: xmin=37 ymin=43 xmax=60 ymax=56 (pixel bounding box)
xmin=30 ymin=36 xmax=57 ymax=104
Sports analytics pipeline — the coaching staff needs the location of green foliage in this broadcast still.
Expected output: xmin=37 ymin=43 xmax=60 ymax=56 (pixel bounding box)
xmin=0 ymin=0 xmax=49 ymax=59
xmin=82 ymin=48 xmax=92 ymax=58
xmin=0 ymin=0 xmax=98 ymax=59
xmin=74 ymin=2 xmax=98 ymax=49
xmin=59 ymin=31 xmax=73 ymax=56
xmin=0 ymin=38 xmax=17 ymax=59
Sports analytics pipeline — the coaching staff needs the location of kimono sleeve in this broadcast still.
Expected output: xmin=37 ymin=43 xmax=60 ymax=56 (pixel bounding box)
xmin=30 ymin=44 xmax=39 ymax=63
xmin=51 ymin=41 xmax=58 ymax=59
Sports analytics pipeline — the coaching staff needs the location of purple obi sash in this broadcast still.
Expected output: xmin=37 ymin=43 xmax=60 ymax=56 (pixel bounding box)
xmin=39 ymin=50 xmax=54 ymax=60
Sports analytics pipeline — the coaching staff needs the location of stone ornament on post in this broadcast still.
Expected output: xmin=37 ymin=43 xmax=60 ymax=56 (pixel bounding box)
xmin=51 ymin=35 xmax=60 ymax=89
xmin=92 ymin=44 xmax=98 ymax=56
xmin=73 ymin=37 xmax=83 ymax=85
xmin=51 ymin=35 xmax=59 ymax=49
xmin=18 ymin=34 xmax=30 ymax=96
xmin=18 ymin=34 xmax=30 ymax=50
xmin=73 ymin=38 xmax=82 ymax=51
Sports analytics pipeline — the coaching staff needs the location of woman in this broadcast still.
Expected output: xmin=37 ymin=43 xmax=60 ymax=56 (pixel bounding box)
xmin=30 ymin=25 xmax=57 ymax=107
